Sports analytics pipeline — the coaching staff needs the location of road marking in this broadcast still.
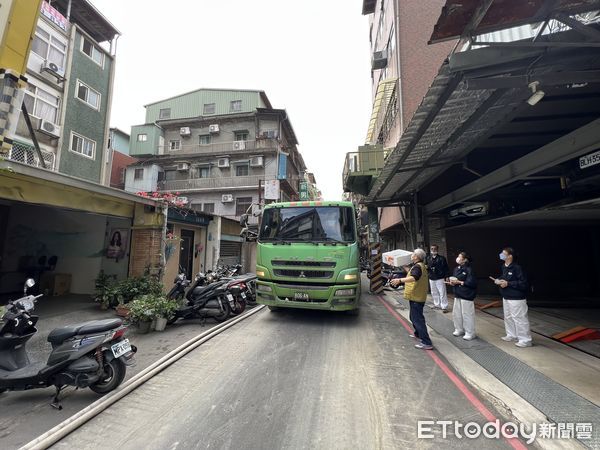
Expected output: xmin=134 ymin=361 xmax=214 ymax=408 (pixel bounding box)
xmin=377 ymin=295 xmax=527 ymax=450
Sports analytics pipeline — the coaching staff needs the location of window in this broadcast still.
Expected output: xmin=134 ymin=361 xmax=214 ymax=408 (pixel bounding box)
xmin=234 ymin=131 xmax=248 ymax=141
xmin=76 ymin=80 xmax=101 ymax=110
xmin=70 ymin=132 xmax=96 ymax=159
xmin=235 ymin=164 xmax=249 ymax=177
xmin=194 ymin=166 xmax=210 ymax=178
xmin=23 ymin=84 xmax=59 ymax=123
xmin=159 ymin=108 xmax=171 ymax=119
xmin=203 ymin=103 xmax=215 ymax=114
xmin=81 ymin=35 xmax=104 ymax=67
xmin=31 ymin=26 xmax=67 ymax=68
xmin=203 ymin=203 xmax=215 ymax=214
xmin=199 ymin=135 xmax=211 ymax=145
xmin=134 ymin=168 xmax=144 ymax=180
xmin=236 ymin=197 xmax=253 ymax=216
xmin=164 ymin=170 xmax=177 ymax=181
xmin=137 ymin=134 xmax=148 ymax=142
xmin=169 ymin=140 xmax=180 ymax=151
xmin=230 ymin=100 xmax=242 ymax=112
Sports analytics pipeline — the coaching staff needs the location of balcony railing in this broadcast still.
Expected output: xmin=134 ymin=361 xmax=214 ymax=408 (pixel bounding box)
xmin=6 ymin=141 xmax=56 ymax=171
xmin=159 ymin=138 xmax=279 ymax=156
xmin=159 ymin=175 xmax=263 ymax=192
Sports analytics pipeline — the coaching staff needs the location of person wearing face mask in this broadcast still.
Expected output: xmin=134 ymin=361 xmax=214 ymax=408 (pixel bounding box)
xmin=425 ymin=244 xmax=450 ymax=312
xmin=391 ymin=248 xmax=433 ymax=350
xmin=490 ymin=247 xmax=532 ymax=348
xmin=449 ymin=252 xmax=478 ymax=340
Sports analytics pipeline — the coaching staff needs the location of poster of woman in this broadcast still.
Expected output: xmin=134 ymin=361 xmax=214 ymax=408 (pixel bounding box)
xmin=107 ymin=229 xmax=128 ymax=261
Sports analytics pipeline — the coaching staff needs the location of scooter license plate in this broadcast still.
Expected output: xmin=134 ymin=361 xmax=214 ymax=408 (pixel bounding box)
xmin=227 ymin=293 xmax=234 ymax=301
xmin=111 ymin=339 xmax=132 ymax=358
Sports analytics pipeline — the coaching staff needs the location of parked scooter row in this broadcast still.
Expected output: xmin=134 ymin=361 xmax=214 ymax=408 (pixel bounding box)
xmin=0 ymin=279 xmax=136 ymax=408
xmin=166 ymin=266 xmax=257 ymax=324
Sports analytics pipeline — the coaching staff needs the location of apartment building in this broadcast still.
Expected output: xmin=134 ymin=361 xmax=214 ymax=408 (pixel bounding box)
xmin=7 ymin=0 xmax=118 ymax=184
xmin=125 ymin=89 xmax=307 ymax=222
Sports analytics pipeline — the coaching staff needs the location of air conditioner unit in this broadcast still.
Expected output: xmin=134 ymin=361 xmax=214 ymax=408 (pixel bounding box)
xmin=38 ymin=120 xmax=61 ymax=138
xmin=250 ymin=155 xmax=264 ymax=167
xmin=176 ymin=162 xmax=189 ymax=171
xmin=232 ymin=140 xmax=246 ymax=151
xmin=209 ymin=124 xmax=220 ymax=134
xmin=217 ymin=157 xmax=230 ymax=168
xmin=180 ymin=127 xmax=191 ymax=136
xmin=41 ymin=60 xmax=65 ymax=78
xmin=371 ymin=50 xmax=388 ymax=70
xmin=221 ymin=194 xmax=234 ymax=203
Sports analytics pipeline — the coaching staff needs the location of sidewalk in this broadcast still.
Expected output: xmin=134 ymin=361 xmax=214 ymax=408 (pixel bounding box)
xmin=379 ymin=286 xmax=600 ymax=450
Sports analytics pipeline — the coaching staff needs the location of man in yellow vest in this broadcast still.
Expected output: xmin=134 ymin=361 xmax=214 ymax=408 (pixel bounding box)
xmin=391 ymin=248 xmax=433 ymax=350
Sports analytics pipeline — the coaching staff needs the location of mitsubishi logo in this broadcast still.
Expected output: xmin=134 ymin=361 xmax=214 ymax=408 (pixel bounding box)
xmin=299 ymin=271 xmax=306 ymax=278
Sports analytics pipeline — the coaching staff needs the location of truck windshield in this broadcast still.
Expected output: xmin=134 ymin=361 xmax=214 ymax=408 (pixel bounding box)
xmin=259 ymin=206 xmax=356 ymax=243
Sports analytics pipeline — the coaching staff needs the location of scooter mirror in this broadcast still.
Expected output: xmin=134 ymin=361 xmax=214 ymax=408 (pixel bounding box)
xmin=25 ymin=278 xmax=35 ymax=288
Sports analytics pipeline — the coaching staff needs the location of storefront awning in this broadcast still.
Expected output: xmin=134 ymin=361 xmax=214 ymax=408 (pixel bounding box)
xmin=365 ymin=78 xmax=398 ymax=145
xmin=0 ymin=162 xmax=157 ymax=218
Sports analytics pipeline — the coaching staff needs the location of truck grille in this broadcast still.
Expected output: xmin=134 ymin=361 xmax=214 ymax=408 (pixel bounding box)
xmin=273 ymin=269 xmax=334 ymax=279
xmin=272 ymin=260 xmax=336 ymax=268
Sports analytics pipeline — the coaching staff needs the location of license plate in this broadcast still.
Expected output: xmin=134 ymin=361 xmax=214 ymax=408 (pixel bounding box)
xmin=111 ymin=339 xmax=131 ymax=358
xmin=227 ymin=293 xmax=234 ymax=301
xmin=294 ymin=292 xmax=309 ymax=301
xmin=241 ymin=292 xmax=246 ymax=299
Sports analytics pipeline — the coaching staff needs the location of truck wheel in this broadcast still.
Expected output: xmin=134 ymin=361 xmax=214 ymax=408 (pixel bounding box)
xmin=89 ymin=357 xmax=126 ymax=394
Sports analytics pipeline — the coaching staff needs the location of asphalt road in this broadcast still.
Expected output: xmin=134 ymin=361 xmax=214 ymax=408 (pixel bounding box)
xmin=0 ymin=295 xmax=235 ymax=449
xmin=50 ymin=290 xmax=515 ymax=450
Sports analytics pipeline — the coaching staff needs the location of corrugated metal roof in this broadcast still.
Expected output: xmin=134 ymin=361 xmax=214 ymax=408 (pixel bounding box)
xmin=430 ymin=0 xmax=600 ymax=44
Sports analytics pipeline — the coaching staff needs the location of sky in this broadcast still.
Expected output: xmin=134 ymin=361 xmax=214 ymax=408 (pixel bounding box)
xmin=91 ymin=0 xmax=373 ymax=200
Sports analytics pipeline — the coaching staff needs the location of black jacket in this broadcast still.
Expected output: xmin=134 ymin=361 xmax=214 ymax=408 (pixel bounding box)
xmin=499 ymin=263 xmax=528 ymax=300
xmin=425 ymin=254 xmax=449 ymax=280
xmin=453 ymin=265 xmax=477 ymax=301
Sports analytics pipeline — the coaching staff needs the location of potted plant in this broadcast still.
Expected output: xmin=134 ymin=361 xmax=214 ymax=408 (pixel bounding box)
xmin=128 ymin=295 xmax=156 ymax=334
xmin=93 ymin=271 xmax=117 ymax=310
xmin=154 ymin=296 xmax=178 ymax=331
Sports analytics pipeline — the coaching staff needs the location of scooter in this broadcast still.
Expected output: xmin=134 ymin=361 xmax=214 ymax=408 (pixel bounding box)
xmin=0 ymin=279 xmax=136 ymax=409
xmin=167 ymin=273 xmax=232 ymax=323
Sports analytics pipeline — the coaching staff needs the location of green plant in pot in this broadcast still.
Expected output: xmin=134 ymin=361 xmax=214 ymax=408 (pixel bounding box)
xmin=93 ymin=271 xmax=118 ymax=309
xmin=154 ymin=296 xmax=178 ymax=331
xmin=128 ymin=295 xmax=157 ymax=334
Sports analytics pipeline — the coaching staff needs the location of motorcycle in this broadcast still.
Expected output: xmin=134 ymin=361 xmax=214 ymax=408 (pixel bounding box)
xmin=167 ymin=273 xmax=232 ymax=323
xmin=0 ymin=279 xmax=136 ymax=409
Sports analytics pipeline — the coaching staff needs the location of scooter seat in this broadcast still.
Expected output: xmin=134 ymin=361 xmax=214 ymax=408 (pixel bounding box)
xmin=47 ymin=319 xmax=122 ymax=345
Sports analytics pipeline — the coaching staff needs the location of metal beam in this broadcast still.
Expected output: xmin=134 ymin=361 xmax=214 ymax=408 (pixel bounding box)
xmin=389 ymin=89 xmax=507 ymax=197
xmin=553 ymin=12 xmax=600 ymax=41
xmin=371 ymin=74 xmax=462 ymax=201
xmin=461 ymin=0 xmax=495 ymax=39
xmin=425 ymin=118 xmax=600 ymax=214
xmin=472 ymin=41 xmax=600 ymax=48
xmin=465 ymin=71 xmax=600 ymax=90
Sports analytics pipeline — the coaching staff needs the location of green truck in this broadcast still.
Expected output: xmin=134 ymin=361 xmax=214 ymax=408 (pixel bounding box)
xmin=255 ymin=201 xmax=360 ymax=312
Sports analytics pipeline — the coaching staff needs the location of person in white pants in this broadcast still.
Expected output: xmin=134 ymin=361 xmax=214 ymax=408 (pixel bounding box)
xmin=426 ymin=245 xmax=450 ymax=311
xmin=450 ymin=251 xmax=477 ymax=340
xmin=492 ymin=247 xmax=532 ymax=348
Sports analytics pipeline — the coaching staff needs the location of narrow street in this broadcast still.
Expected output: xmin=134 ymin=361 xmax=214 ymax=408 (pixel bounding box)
xmin=49 ymin=286 xmax=515 ymax=449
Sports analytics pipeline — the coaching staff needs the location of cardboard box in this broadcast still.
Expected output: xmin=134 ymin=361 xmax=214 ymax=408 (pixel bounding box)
xmin=41 ymin=273 xmax=72 ymax=296
xmin=382 ymin=249 xmax=412 ymax=267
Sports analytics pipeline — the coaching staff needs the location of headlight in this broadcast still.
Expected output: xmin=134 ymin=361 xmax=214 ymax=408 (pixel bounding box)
xmin=335 ymin=289 xmax=355 ymax=296
xmin=256 ymin=270 xmax=265 ymax=277
xmin=257 ymin=284 xmax=272 ymax=292
xmin=344 ymin=274 xmax=357 ymax=281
